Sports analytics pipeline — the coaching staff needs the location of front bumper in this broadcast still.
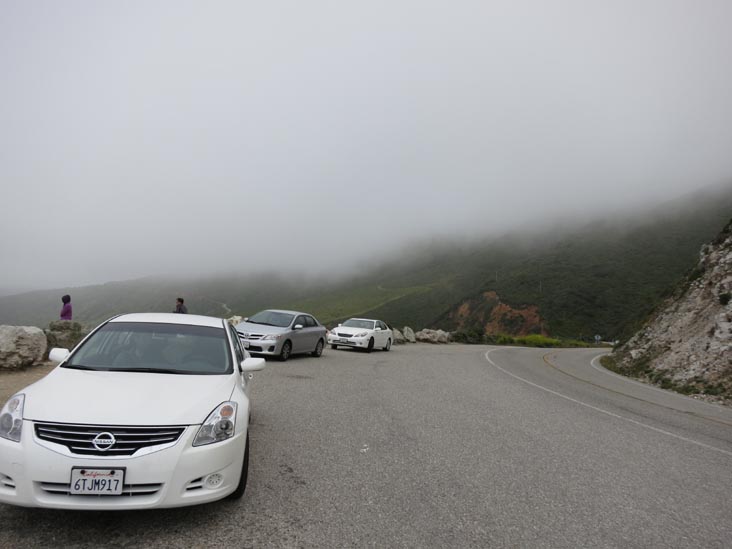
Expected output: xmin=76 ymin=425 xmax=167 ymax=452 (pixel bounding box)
xmin=327 ymin=334 xmax=369 ymax=349
xmin=242 ymin=337 xmax=282 ymax=356
xmin=0 ymin=421 xmax=247 ymax=510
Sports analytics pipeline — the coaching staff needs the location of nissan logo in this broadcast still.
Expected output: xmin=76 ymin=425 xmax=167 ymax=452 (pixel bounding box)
xmin=92 ymin=432 xmax=116 ymax=451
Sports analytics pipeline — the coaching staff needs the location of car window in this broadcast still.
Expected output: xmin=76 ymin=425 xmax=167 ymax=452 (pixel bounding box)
xmin=305 ymin=316 xmax=316 ymax=327
xmin=295 ymin=315 xmax=306 ymax=327
xmin=248 ymin=310 xmax=295 ymax=327
xmin=66 ymin=322 xmax=232 ymax=375
xmin=343 ymin=319 xmax=376 ymax=330
xmin=228 ymin=324 xmax=245 ymax=363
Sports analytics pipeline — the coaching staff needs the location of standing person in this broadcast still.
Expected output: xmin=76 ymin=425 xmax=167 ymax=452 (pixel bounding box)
xmin=174 ymin=297 xmax=188 ymax=314
xmin=60 ymin=295 xmax=72 ymax=320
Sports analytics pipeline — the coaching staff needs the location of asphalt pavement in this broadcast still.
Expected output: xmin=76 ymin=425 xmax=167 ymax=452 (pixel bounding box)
xmin=1 ymin=344 xmax=730 ymax=548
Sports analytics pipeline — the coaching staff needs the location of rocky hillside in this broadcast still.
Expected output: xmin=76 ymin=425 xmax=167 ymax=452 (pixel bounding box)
xmin=605 ymin=219 xmax=732 ymax=402
xmin=436 ymin=291 xmax=547 ymax=337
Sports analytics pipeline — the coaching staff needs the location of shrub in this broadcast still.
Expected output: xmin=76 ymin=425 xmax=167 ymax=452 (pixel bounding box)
xmin=451 ymin=328 xmax=486 ymax=344
xmin=517 ymin=334 xmax=562 ymax=348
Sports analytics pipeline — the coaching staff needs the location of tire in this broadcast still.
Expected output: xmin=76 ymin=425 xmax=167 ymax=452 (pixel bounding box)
xmin=383 ymin=338 xmax=392 ymax=351
xmin=312 ymin=339 xmax=324 ymax=357
xmin=331 ymin=344 xmax=338 ymax=350
xmin=226 ymin=432 xmax=249 ymax=500
xmin=365 ymin=337 xmax=374 ymax=353
xmin=279 ymin=340 xmax=292 ymax=362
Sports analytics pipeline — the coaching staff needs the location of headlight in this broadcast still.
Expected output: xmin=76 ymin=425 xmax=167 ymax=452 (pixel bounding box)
xmin=261 ymin=334 xmax=280 ymax=341
xmin=193 ymin=401 xmax=238 ymax=446
xmin=355 ymin=331 xmax=368 ymax=338
xmin=0 ymin=394 xmax=25 ymax=443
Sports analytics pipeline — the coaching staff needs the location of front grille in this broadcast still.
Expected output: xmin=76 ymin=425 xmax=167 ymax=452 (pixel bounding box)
xmin=337 ymin=332 xmax=353 ymax=338
xmin=39 ymin=481 xmax=162 ymax=497
xmin=242 ymin=333 xmax=265 ymax=340
xmin=249 ymin=345 xmax=263 ymax=352
xmin=34 ymin=422 xmax=186 ymax=456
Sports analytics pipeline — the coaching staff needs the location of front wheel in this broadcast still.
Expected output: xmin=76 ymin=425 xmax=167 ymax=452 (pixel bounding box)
xmin=383 ymin=338 xmax=392 ymax=351
xmin=365 ymin=337 xmax=374 ymax=353
xmin=312 ymin=339 xmax=324 ymax=357
xmin=226 ymin=432 xmax=249 ymax=500
xmin=279 ymin=340 xmax=292 ymax=362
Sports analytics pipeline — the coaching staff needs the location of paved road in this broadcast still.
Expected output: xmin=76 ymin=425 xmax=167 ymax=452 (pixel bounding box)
xmin=1 ymin=344 xmax=731 ymax=548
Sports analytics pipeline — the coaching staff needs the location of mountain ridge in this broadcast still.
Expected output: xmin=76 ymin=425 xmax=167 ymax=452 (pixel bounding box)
xmin=1 ymin=184 xmax=731 ymax=341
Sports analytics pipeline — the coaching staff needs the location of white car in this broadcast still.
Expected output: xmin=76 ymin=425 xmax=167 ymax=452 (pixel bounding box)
xmin=0 ymin=313 xmax=265 ymax=510
xmin=327 ymin=318 xmax=393 ymax=352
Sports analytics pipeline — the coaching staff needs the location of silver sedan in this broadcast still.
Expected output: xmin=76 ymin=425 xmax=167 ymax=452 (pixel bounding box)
xmin=235 ymin=310 xmax=327 ymax=361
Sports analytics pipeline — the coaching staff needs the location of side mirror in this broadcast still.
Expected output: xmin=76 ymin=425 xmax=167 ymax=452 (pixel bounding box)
xmin=244 ymin=317 xmax=249 ymax=322
xmin=338 ymin=323 xmax=342 ymax=327
xmin=49 ymin=348 xmax=70 ymax=363
xmin=293 ymin=324 xmax=303 ymax=330
xmin=375 ymin=327 xmax=382 ymax=331
xmin=240 ymin=357 xmax=266 ymax=372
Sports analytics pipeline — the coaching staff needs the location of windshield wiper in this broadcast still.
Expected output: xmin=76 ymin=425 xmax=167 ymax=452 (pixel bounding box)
xmin=105 ymin=367 xmax=191 ymax=375
xmin=62 ymin=364 xmax=101 ymax=371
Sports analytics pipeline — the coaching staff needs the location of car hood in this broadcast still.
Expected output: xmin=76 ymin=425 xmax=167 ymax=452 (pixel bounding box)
xmin=235 ymin=321 xmax=289 ymax=335
xmin=333 ymin=326 xmax=373 ymax=335
xmin=22 ymin=367 xmax=236 ymax=425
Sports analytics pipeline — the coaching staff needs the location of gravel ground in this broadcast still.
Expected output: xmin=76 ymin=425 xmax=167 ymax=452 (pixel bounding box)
xmin=1 ymin=345 xmax=731 ymax=548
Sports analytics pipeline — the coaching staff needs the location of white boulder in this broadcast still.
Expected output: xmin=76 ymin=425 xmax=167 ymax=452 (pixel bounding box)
xmin=0 ymin=326 xmax=48 ymax=370
xmin=415 ymin=329 xmax=451 ymax=344
xmin=403 ymin=326 xmax=417 ymax=343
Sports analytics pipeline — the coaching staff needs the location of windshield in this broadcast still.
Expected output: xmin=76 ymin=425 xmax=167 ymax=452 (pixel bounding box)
xmin=342 ymin=319 xmax=376 ymax=330
xmin=64 ymin=322 xmax=232 ymax=375
xmin=247 ymin=310 xmax=295 ymax=328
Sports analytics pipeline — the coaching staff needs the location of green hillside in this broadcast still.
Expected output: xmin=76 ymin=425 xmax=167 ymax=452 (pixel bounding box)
xmin=1 ymin=185 xmax=730 ymax=341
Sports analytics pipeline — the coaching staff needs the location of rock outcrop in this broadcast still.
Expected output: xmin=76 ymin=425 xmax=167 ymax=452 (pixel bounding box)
xmin=0 ymin=326 xmax=47 ymax=369
xmin=392 ymin=328 xmax=406 ymax=344
xmin=415 ymin=329 xmax=451 ymax=344
xmin=437 ymin=290 xmax=547 ymax=337
xmin=403 ymin=326 xmax=417 ymax=343
xmin=45 ymin=321 xmax=88 ymax=354
xmin=610 ymin=219 xmax=732 ymax=401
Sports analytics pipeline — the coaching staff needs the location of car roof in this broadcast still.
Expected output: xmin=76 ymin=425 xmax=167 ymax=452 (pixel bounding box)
xmin=109 ymin=313 xmax=225 ymax=329
xmin=348 ymin=318 xmax=379 ymax=322
xmin=260 ymin=309 xmax=311 ymax=316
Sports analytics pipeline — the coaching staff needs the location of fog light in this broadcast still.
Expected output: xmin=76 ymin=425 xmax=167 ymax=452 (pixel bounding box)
xmin=205 ymin=473 xmax=224 ymax=488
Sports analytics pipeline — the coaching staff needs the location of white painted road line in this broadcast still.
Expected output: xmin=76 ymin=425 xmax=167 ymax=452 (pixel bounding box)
xmin=485 ymin=348 xmax=732 ymax=458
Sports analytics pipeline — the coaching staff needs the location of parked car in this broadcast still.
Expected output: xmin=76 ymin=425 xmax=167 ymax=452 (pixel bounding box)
xmin=0 ymin=313 xmax=265 ymax=510
xmin=327 ymin=318 xmax=393 ymax=352
xmin=236 ymin=309 xmax=327 ymax=361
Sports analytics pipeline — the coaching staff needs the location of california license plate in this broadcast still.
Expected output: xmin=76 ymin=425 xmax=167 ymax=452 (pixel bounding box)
xmin=338 ymin=339 xmax=350 ymax=343
xmin=70 ymin=468 xmax=125 ymax=495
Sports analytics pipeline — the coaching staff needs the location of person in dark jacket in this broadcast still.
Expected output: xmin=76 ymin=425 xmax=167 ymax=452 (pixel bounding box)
xmin=60 ymin=295 xmax=72 ymax=320
xmin=174 ymin=297 xmax=188 ymax=314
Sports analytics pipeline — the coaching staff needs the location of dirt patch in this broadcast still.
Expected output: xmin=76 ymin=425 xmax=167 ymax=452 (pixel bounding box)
xmin=0 ymin=362 xmax=55 ymax=403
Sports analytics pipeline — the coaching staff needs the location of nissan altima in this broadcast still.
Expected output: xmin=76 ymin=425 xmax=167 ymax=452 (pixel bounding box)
xmin=0 ymin=313 xmax=265 ymax=510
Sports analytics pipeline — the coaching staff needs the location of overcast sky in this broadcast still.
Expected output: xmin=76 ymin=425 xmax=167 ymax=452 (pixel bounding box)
xmin=1 ymin=1 xmax=731 ymax=290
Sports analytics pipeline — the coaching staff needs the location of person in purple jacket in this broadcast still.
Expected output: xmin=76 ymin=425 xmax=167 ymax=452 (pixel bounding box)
xmin=60 ymin=294 xmax=72 ymax=320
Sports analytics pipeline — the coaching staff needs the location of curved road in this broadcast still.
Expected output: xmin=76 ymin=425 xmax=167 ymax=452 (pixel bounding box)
xmin=1 ymin=344 xmax=730 ymax=548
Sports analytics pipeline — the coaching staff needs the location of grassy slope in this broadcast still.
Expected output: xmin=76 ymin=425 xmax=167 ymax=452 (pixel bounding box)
xmin=1 ymin=185 xmax=730 ymax=339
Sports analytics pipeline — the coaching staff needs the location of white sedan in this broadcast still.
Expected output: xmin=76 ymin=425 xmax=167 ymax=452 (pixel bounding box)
xmin=327 ymin=318 xmax=393 ymax=352
xmin=0 ymin=313 xmax=265 ymax=510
